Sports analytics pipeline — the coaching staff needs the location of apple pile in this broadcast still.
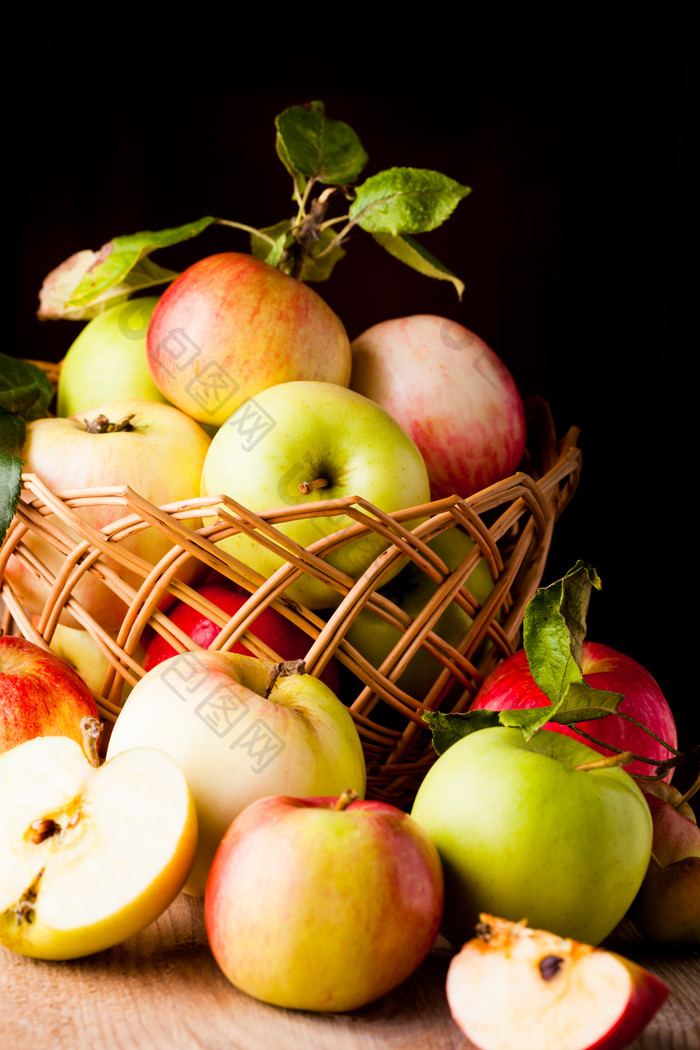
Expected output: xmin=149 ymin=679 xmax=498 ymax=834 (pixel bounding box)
xmin=0 ymin=101 xmax=692 ymax=1045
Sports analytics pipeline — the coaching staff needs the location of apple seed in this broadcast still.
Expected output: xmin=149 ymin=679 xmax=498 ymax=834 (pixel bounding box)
xmin=28 ymin=818 xmax=60 ymax=844
xmin=539 ymin=954 xmax=565 ymax=981
xmin=7 ymin=869 xmax=44 ymax=926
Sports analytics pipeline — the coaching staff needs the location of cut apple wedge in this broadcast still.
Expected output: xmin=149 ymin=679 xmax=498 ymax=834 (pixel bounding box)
xmin=0 ymin=736 xmax=197 ymax=960
xmin=446 ymin=914 xmax=669 ymax=1050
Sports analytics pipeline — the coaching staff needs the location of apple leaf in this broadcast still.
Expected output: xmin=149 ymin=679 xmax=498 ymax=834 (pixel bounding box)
xmin=523 ymin=560 xmax=601 ymax=706
xmin=423 ymin=710 xmax=501 ymax=755
xmin=275 ymin=101 xmax=369 ymax=186
xmin=250 ymin=220 xmax=295 ymax=269
xmin=65 ymin=219 xmax=216 ymax=308
xmin=371 ymin=232 xmax=465 ymax=299
xmin=349 ymin=168 xmax=471 ymax=236
xmin=0 ymin=356 xmax=53 ymax=546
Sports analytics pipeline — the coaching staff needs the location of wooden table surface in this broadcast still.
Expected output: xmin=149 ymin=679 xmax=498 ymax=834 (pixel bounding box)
xmin=1 ymin=893 xmax=697 ymax=1050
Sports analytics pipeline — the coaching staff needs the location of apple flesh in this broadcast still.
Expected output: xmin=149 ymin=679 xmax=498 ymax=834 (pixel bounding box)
xmin=107 ymin=650 xmax=367 ymax=896
xmin=0 ymin=735 xmax=197 ymax=960
xmin=446 ymin=914 xmax=669 ymax=1050
xmin=146 ymin=252 xmax=352 ymax=427
xmin=410 ymin=726 xmax=653 ymax=947
xmin=0 ymin=635 xmax=99 ymax=754
xmin=204 ymin=791 xmax=444 ymax=1012
xmin=470 ymin=641 xmax=677 ymax=779
xmin=350 ymin=314 xmax=526 ymax=499
xmin=142 ymin=579 xmax=341 ymax=696
xmin=57 ymin=296 xmax=168 ymax=416
xmin=4 ymin=398 xmax=211 ymax=632
xmin=200 ymin=379 xmax=431 ymax=609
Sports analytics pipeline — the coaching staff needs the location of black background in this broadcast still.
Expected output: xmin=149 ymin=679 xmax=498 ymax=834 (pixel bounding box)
xmin=7 ymin=21 xmax=696 ymax=780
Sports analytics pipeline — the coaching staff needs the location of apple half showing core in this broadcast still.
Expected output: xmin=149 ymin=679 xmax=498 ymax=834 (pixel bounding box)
xmin=0 ymin=736 xmax=197 ymax=960
xmin=446 ymin=914 xmax=669 ymax=1050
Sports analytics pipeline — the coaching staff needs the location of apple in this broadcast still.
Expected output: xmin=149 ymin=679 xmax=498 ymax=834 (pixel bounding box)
xmin=56 ymin=296 xmax=168 ymax=417
xmin=446 ymin=913 xmax=669 ymax=1050
xmin=142 ymin=579 xmax=342 ymax=695
xmin=410 ymin=726 xmax=653 ymax=947
xmin=469 ymin=641 xmax=678 ymax=779
xmin=0 ymin=734 xmax=197 ymax=960
xmin=3 ymin=397 xmax=211 ymax=633
xmin=0 ymin=634 xmax=99 ymax=754
xmin=145 ymin=252 xmax=352 ymax=427
xmin=350 ymin=314 xmax=526 ymax=499
xmin=629 ymin=789 xmax=700 ymax=947
xmin=204 ymin=790 xmax=444 ymax=1012
xmin=343 ymin=525 xmax=494 ymax=702
xmin=106 ymin=650 xmax=367 ymax=896
xmin=200 ymin=380 xmax=431 ymax=609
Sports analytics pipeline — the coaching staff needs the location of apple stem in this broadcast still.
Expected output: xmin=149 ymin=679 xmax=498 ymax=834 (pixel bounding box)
xmin=574 ymin=750 xmax=633 ymax=772
xmin=298 ymin=477 xmax=329 ymax=495
xmin=334 ymin=789 xmax=359 ymax=811
xmin=81 ymin=413 xmax=136 ymax=434
xmin=80 ymin=716 xmax=104 ymax=767
xmin=264 ymin=659 xmax=307 ymax=697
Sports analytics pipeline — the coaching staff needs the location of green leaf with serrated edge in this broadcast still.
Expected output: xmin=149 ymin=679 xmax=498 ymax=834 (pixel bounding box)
xmin=350 ymin=168 xmax=470 ymax=236
xmin=66 ymin=218 xmax=216 ymax=308
xmin=0 ymin=413 xmax=26 ymax=547
xmin=275 ymin=101 xmax=369 ymax=185
xmin=498 ymin=682 xmax=622 ymax=740
xmin=422 ymin=709 xmax=500 ymax=755
xmin=523 ymin=561 xmax=602 ymax=706
xmin=250 ymin=220 xmax=295 ymax=268
xmin=0 ymin=356 xmax=53 ymax=420
xmin=372 ymin=232 xmax=465 ymax=299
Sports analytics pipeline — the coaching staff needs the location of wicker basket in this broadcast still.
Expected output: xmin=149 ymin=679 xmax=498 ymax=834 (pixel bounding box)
xmin=0 ymin=383 xmax=580 ymax=808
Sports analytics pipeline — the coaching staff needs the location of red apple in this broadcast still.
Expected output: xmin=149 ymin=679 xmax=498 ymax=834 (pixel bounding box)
xmin=204 ymin=791 xmax=444 ymax=1012
xmin=470 ymin=641 xmax=677 ymax=779
xmin=142 ymin=580 xmax=341 ymax=694
xmin=350 ymin=314 xmax=526 ymax=499
xmin=146 ymin=252 xmax=352 ymax=427
xmin=0 ymin=635 xmax=99 ymax=754
xmin=446 ymin=914 xmax=669 ymax=1050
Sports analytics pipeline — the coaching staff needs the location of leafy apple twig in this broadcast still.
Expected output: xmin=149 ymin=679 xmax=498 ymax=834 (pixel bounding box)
xmin=423 ymin=562 xmax=697 ymax=785
xmin=38 ymin=100 xmax=470 ymax=322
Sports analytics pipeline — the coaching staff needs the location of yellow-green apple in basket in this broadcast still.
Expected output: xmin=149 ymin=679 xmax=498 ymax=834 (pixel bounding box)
xmin=0 ymin=634 xmax=99 ymax=754
xmin=410 ymin=726 xmax=653 ymax=948
xmin=470 ymin=640 xmax=678 ymax=780
xmin=57 ymin=297 xmax=168 ymax=416
xmin=343 ymin=524 xmax=494 ymax=703
xmin=3 ymin=398 xmax=211 ymax=633
xmin=199 ymin=379 xmax=431 ymax=609
xmin=204 ymin=790 xmax=444 ymax=1012
xmin=350 ymin=314 xmax=526 ymax=499
xmin=0 ymin=735 xmax=197 ymax=959
xmin=446 ymin=913 xmax=669 ymax=1050
xmin=107 ymin=650 xmax=366 ymax=895
xmin=145 ymin=252 xmax=352 ymax=427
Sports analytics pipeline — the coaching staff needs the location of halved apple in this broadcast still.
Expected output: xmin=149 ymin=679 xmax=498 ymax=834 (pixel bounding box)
xmin=446 ymin=914 xmax=669 ymax=1050
xmin=0 ymin=736 xmax=197 ymax=960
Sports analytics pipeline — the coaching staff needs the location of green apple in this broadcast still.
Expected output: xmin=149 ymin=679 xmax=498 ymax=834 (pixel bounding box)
xmin=0 ymin=735 xmax=197 ymax=960
xmin=57 ymin=297 xmax=168 ymax=416
xmin=410 ymin=726 xmax=653 ymax=947
xmin=205 ymin=791 xmax=444 ymax=1012
xmin=106 ymin=650 xmax=367 ymax=895
xmin=200 ymin=380 xmax=431 ymax=609
xmin=344 ymin=525 xmax=494 ymax=702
